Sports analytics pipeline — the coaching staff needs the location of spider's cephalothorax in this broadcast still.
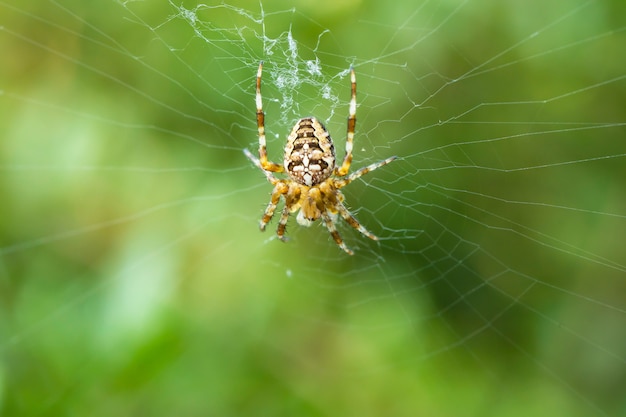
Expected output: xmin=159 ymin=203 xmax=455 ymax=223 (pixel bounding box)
xmin=244 ymin=62 xmax=397 ymax=255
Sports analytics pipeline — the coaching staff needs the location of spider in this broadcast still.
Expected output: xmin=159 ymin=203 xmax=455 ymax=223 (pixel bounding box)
xmin=244 ymin=62 xmax=397 ymax=255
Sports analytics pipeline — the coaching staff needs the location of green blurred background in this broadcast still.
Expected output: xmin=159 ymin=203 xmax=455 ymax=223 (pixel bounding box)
xmin=1 ymin=0 xmax=625 ymax=416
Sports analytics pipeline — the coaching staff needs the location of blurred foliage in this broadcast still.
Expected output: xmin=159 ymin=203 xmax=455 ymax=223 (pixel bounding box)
xmin=1 ymin=0 xmax=625 ymax=416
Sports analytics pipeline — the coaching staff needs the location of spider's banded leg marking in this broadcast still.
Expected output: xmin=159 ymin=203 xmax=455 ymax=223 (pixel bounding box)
xmin=322 ymin=210 xmax=354 ymax=255
xmin=275 ymin=184 xmax=301 ymax=240
xmin=336 ymin=155 xmax=398 ymax=188
xmin=276 ymin=204 xmax=292 ymax=241
xmin=336 ymin=66 xmax=357 ymax=177
xmin=335 ymin=203 xmax=378 ymax=241
xmin=260 ymin=182 xmax=288 ymax=231
xmin=256 ymin=61 xmax=283 ymax=173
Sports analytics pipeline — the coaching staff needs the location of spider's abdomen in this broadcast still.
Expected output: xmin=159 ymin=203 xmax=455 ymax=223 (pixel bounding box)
xmin=284 ymin=117 xmax=336 ymax=186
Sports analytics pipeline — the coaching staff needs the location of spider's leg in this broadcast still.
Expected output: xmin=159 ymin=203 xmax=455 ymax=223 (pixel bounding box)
xmin=335 ymin=155 xmax=397 ymax=188
xmin=244 ymin=148 xmax=280 ymax=184
xmin=276 ymin=205 xmax=291 ymax=242
xmin=335 ymin=202 xmax=378 ymax=241
xmin=275 ymin=185 xmax=302 ymax=241
xmin=255 ymin=61 xmax=284 ymax=173
xmin=322 ymin=210 xmax=354 ymax=255
xmin=335 ymin=66 xmax=357 ymax=177
xmin=260 ymin=182 xmax=288 ymax=231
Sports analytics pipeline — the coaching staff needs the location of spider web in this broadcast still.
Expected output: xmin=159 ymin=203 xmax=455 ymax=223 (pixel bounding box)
xmin=1 ymin=0 xmax=625 ymax=415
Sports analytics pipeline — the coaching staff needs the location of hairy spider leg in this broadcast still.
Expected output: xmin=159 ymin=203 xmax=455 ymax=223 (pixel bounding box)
xmin=336 ymin=155 xmax=398 ymax=188
xmin=259 ymin=181 xmax=289 ymax=231
xmin=275 ymin=184 xmax=302 ymax=240
xmin=335 ymin=201 xmax=378 ymax=241
xmin=335 ymin=66 xmax=357 ymax=177
xmin=244 ymin=148 xmax=280 ymax=184
xmin=256 ymin=61 xmax=284 ymax=173
xmin=322 ymin=210 xmax=354 ymax=255
xmin=276 ymin=204 xmax=291 ymax=241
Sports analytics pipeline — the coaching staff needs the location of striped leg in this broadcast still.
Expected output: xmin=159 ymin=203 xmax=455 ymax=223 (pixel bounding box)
xmin=255 ymin=61 xmax=283 ymax=173
xmin=336 ymin=155 xmax=397 ymax=188
xmin=260 ymin=182 xmax=288 ymax=231
xmin=335 ymin=203 xmax=378 ymax=241
xmin=276 ymin=204 xmax=291 ymax=241
xmin=322 ymin=210 xmax=354 ymax=255
xmin=335 ymin=66 xmax=357 ymax=177
xmin=244 ymin=148 xmax=280 ymax=185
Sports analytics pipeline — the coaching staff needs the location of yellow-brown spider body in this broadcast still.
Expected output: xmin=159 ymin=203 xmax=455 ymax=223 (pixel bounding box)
xmin=244 ymin=62 xmax=396 ymax=254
